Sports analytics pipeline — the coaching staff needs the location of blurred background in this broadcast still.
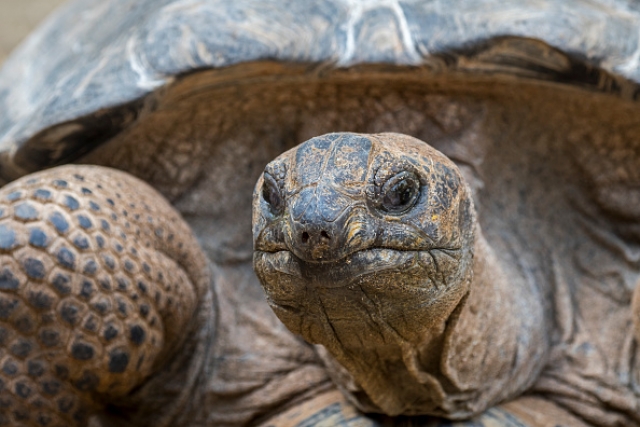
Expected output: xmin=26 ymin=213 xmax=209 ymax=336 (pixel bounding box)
xmin=0 ymin=0 xmax=67 ymax=65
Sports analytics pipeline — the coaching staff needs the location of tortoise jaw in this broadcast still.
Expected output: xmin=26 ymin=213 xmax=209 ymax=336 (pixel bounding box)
xmin=254 ymin=245 xmax=468 ymax=362
xmin=297 ymin=247 xmax=423 ymax=284
xmin=254 ymin=246 xmax=458 ymax=290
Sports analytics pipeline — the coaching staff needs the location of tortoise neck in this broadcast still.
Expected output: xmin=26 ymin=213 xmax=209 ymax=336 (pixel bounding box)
xmin=317 ymin=227 xmax=550 ymax=417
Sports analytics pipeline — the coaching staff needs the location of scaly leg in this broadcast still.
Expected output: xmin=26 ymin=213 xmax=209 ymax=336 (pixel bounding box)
xmin=0 ymin=165 xmax=209 ymax=426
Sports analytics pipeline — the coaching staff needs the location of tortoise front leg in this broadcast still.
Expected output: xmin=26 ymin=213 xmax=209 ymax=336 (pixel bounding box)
xmin=0 ymin=165 xmax=209 ymax=426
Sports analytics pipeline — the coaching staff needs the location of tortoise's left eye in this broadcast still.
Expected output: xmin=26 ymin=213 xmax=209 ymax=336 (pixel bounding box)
xmin=262 ymin=173 xmax=283 ymax=215
xmin=380 ymin=171 xmax=420 ymax=214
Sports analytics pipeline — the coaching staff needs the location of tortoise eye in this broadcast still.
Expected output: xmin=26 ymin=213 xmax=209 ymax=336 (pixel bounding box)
xmin=381 ymin=171 xmax=420 ymax=213
xmin=262 ymin=173 xmax=283 ymax=215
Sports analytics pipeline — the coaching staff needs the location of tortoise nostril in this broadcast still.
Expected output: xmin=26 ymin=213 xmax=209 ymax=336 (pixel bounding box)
xmin=302 ymin=232 xmax=310 ymax=243
xmin=320 ymin=230 xmax=330 ymax=240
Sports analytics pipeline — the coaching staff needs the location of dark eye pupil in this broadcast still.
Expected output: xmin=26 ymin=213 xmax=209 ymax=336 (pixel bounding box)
xmin=385 ymin=181 xmax=413 ymax=207
xmin=380 ymin=171 xmax=420 ymax=213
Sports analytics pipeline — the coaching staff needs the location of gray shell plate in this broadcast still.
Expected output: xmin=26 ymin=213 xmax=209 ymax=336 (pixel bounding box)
xmin=1 ymin=0 xmax=640 ymax=179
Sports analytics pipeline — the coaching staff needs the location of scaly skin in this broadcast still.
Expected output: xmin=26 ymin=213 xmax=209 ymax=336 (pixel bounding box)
xmin=0 ymin=165 xmax=208 ymax=426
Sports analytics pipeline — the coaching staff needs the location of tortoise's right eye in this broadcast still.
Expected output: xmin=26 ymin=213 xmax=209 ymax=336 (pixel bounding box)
xmin=262 ymin=173 xmax=283 ymax=215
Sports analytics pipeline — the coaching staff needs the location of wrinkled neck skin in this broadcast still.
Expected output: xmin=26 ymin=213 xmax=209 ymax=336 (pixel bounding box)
xmin=308 ymin=225 xmax=549 ymax=418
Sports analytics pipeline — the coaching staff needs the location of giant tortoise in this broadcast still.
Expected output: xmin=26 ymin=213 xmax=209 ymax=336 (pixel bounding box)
xmin=0 ymin=0 xmax=640 ymax=426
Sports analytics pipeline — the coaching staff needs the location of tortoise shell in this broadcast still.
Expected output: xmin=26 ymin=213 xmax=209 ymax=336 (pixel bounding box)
xmin=1 ymin=0 xmax=640 ymax=180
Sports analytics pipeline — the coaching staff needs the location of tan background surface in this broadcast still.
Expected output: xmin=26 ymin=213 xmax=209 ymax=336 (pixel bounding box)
xmin=0 ymin=0 xmax=68 ymax=64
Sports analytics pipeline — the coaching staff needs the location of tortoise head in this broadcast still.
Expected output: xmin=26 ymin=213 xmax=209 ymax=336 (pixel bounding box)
xmin=253 ymin=132 xmax=475 ymax=351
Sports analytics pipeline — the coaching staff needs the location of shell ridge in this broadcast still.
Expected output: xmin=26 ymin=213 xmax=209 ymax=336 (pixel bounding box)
xmin=338 ymin=0 xmax=421 ymax=65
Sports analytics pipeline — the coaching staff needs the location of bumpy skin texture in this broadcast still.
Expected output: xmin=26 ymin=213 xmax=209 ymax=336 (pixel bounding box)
xmin=253 ymin=133 xmax=548 ymax=418
xmin=0 ymin=165 xmax=208 ymax=426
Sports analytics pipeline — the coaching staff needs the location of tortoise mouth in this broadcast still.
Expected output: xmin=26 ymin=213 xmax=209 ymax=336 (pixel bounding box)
xmin=254 ymin=246 xmax=460 ymax=288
